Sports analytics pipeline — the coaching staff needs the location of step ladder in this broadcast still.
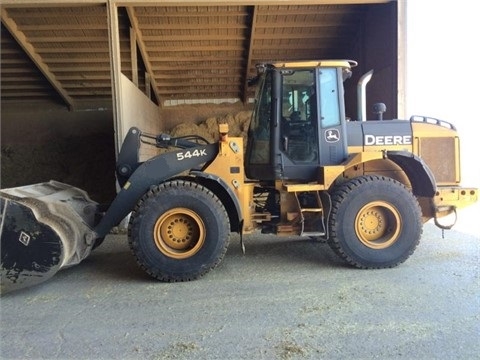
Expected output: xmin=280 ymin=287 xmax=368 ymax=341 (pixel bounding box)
xmin=292 ymin=190 xmax=331 ymax=237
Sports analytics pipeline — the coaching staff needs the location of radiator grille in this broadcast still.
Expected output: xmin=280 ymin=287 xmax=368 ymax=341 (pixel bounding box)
xmin=419 ymin=137 xmax=457 ymax=183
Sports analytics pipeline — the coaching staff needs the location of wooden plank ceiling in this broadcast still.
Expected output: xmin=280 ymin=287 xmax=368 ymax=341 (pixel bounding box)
xmin=1 ymin=3 xmax=371 ymax=109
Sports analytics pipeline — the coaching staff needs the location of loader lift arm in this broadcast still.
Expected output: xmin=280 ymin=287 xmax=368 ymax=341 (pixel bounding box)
xmin=116 ymin=127 xmax=210 ymax=188
xmin=96 ymin=127 xmax=218 ymax=238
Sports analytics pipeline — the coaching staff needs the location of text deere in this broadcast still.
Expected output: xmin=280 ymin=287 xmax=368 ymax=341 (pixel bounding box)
xmin=364 ymin=134 xmax=412 ymax=146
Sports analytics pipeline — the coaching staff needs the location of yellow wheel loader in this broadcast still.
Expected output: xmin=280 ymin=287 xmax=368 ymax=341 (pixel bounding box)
xmin=1 ymin=60 xmax=477 ymax=293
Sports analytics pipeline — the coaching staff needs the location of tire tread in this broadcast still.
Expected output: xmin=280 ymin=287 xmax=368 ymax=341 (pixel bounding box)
xmin=128 ymin=179 xmax=230 ymax=282
xmin=328 ymin=175 xmax=422 ymax=269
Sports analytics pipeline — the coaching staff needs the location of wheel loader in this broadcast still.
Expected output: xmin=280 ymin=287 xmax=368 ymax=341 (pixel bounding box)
xmin=1 ymin=60 xmax=477 ymax=293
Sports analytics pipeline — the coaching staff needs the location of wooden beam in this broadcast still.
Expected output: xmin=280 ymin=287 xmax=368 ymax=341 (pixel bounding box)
xmin=1 ymin=75 xmax=45 ymax=81
xmin=254 ymin=33 xmax=352 ymax=40
xmin=1 ymin=8 xmax=75 ymax=110
xmin=38 ymin=57 xmax=111 ymax=63
xmin=56 ymin=75 xmax=111 ymax=80
xmin=36 ymin=47 xmax=116 ymax=52
xmin=0 ymin=1 xmax=106 ymax=6
xmin=1 ymin=84 xmax=51 ymax=90
xmin=22 ymin=36 xmax=108 ymax=42
xmin=0 ymin=67 xmax=42 ymax=74
xmin=151 ymin=64 xmax=243 ymax=71
xmin=148 ymin=55 xmax=242 ymax=62
xmin=2 ymin=91 xmax=58 ymax=97
xmin=47 ymin=66 xmax=111 ymax=71
xmin=126 ymin=6 xmax=161 ymax=105
xmin=113 ymin=0 xmax=388 ymax=5
xmin=61 ymin=90 xmax=111 ymax=95
xmin=18 ymin=24 xmax=108 ymax=30
xmin=133 ymin=10 xmax=249 ymax=17
xmin=138 ymin=23 xmax=248 ymax=30
xmin=143 ymin=45 xmax=245 ymax=52
xmin=155 ymin=73 xmax=243 ymax=79
xmin=62 ymin=82 xmax=112 ymax=88
xmin=156 ymin=79 xmax=242 ymax=86
xmin=141 ymin=34 xmax=246 ymax=41
xmin=255 ymin=7 xmax=369 ymax=16
xmin=255 ymin=21 xmax=358 ymax=29
xmin=251 ymin=42 xmax=349 ymax=50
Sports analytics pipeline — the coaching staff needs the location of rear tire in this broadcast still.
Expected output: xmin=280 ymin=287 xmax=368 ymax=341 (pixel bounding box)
xmin=328 ymin=175 xmax=422 ymax=268
xmin=128 ymin=180 xmax=230 ymax=281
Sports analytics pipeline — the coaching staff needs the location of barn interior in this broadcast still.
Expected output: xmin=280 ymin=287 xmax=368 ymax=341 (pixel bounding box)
xmin=1 ymin=1 xmax=402 ymax=203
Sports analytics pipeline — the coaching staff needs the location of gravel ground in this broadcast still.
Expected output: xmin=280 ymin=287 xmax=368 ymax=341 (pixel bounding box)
xmin=1 ymin=205 xmax=479 ymax=360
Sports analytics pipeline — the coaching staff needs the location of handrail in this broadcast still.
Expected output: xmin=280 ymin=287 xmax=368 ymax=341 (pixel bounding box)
xmin=409 ymin=115 xmax=456 ymax=131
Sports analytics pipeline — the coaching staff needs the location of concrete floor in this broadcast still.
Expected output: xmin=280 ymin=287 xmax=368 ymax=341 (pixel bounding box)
xmin=1 ymin=205 xmax=479 ymax=360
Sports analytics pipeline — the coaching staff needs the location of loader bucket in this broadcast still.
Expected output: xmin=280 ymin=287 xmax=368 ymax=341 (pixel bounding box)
xmin=1 ymin=181 xmax=99 ymax=294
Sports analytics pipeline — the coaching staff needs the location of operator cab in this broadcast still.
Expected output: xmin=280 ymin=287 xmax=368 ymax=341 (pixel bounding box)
xmin=246 ymin=60 xmax=355 ymax=181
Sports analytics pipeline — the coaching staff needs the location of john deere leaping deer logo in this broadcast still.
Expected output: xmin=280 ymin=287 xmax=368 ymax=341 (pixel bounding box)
xmin=325 ymin=129 xmax=340 ymax=143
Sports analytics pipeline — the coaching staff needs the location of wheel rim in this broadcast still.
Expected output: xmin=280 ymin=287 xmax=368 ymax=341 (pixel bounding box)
xmin=154 ymin=208 xmax=205 ymax=259
xmin=355 ymin=201 xmax=402 ymax=249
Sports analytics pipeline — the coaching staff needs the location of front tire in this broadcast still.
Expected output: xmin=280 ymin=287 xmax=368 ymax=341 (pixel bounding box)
xmin=328 ymin=175 xmax=422 ymax=268
xmin=128 ymin=180 xmax=230 ymax=281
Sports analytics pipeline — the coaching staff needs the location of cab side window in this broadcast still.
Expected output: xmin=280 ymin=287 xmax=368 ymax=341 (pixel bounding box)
xmin=319 ymin=68 xmax=340 ymax=128
xmin=281 ymin=70 xmax=318 ymax=163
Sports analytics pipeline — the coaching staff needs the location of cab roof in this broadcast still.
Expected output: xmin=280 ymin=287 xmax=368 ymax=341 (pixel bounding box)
xmin=268 ymin=60 xmax=357 ymax=69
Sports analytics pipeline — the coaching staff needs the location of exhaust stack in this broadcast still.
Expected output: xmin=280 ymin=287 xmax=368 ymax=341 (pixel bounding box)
xmin=357 ymin=69 xmax=374 ymax=121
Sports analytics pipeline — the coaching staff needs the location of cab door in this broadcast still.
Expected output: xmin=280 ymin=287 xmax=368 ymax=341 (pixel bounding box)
xmin=315 ymin=67 xmax=349 ymax=166
xmin=278 ymin=67 xmax=348 ymax=181
xmin=278 ymin=69 xmax=320 ymax=180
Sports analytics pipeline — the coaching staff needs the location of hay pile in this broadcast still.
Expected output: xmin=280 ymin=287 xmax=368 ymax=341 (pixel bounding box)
xmin=169 ymin=110 xmax=252 ymax=145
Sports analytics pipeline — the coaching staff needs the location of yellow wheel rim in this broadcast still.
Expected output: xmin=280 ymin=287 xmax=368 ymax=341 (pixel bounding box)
xmin=154 ymin=208 xmax=205 ymax=259
xmin=355 ymin=201 xmax=402 ymax=249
